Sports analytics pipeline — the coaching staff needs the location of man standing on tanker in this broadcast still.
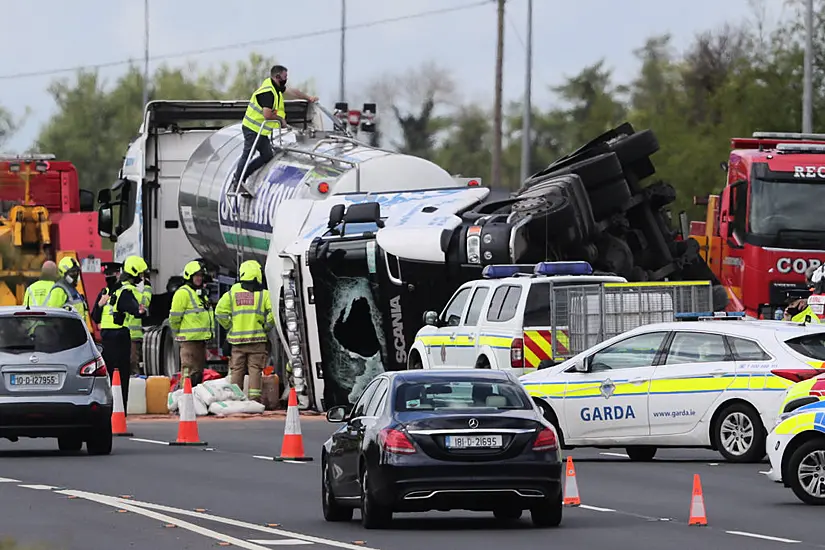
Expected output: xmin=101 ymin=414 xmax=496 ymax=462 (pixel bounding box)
xmin=231 ymin=64 xmax=318 ymax=196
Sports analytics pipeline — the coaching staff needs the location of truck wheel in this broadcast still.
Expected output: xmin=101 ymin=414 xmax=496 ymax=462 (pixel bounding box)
xmin=712 ymin=403 xmax=766 ymax=463
xmin=610 ymin=130 xmax=660 ymax=181
xmin=788 ymin=439 xmax=825 ymax=505
xmin=643 ymin=181 xmax=677 ymax=210
xmin=162 ymin=328 xmax=180 ymax=378
xmin=588 ymin=178 xmax=632 ymax=219
xmin=595 ymin=234 xmax=634 ymax=278
xmin=512 ymin=195 xmax=577 ymax=232
xmin=545 ymin=153 xmax=624 ymax=190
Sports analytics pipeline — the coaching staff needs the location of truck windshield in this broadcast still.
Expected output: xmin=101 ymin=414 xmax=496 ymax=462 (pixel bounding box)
xmin=750 ymin=178 xmax=825 ymax=236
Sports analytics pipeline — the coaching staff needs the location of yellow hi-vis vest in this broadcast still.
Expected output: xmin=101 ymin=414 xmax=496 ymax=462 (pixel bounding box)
xmin=215 ymin=283 xmax=274 ymax=345
xmin=99 ymin=283 xmax=140 ymax=330
xmin=127 ymin=284 xmax=153 ymax=340
xmin=24 ymin=279 xmax=55 ymax=307
xmin=169 ymin=284 xmax=214 ymax=341
xmin=46 ymin=281 xmax=88 ymax=321
xmin=792 ymin=305 xmax=823 ymax=324
xmin=241 ymin=78 xmax=285 ymax=137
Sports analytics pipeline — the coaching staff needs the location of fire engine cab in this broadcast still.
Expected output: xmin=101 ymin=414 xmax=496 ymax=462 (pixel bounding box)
xmin=691 ymin=132 xmax=825 ymax=319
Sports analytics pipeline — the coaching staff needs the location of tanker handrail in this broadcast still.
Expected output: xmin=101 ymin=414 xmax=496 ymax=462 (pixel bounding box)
xmin=277 ymin=145 xmax=363 ymax=192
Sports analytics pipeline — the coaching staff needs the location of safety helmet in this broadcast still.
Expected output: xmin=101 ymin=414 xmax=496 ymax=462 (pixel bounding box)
xmin=123 ymin=255 xmax=148 ymax=278
xmin=183 ymin=260 xmax=206 ymax=281
xmin=239 ymin=260 xmax=263 ymax=283
xmin=57 ymin=257 xmax=80 ymax=277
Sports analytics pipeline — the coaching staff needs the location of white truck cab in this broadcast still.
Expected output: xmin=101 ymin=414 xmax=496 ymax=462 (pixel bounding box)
xmin=409 ymin=261 xmax=714 ymax=376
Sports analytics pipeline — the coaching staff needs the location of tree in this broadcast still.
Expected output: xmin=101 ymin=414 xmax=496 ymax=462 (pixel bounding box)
xmin=0 ymin=105 xmax=20 ymax=150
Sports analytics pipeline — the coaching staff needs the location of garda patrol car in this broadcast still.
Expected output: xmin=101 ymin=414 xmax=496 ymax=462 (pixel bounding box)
xmin=766 ymin=398 xmax=825 ymax=504
xmin=408 ymin=261 xmax=710 ymax=374
xmin=521 ymin=315 xmax=825 ymax=463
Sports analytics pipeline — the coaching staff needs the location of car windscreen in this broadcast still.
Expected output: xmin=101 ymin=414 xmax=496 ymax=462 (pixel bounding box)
xmin=395 ymin=379 xmax=532 ymax=411
xmin=784 ymin=333 xmax=825 ymax=361
xmin=0 ymin=315 xmax=88 ymax=354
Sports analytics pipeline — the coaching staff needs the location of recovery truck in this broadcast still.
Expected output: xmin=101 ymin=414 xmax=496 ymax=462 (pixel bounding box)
xmin=0 ymin=154 xmax=109 ymax=335
xmin=690 ymin=132 xmax=825 ymax=319
xmin=96 ymin=100 xmax=723 ymax=411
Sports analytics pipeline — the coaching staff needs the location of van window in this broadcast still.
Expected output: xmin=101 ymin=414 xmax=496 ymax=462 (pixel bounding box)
xmin=524 ymin=283 xmax=552 ymax=326
xmin=441 ymin=287 xmax=471 ymax=327
xmin=785 ymin=334 xmax=825 ymax=361
xmin=464 ymin=287 xmax=490 ymax=326
xmin=486 ymin=286 xmax=522 ymax=323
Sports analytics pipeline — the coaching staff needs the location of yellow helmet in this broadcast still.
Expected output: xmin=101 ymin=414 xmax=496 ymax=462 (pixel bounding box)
xmin=239 ymin=260 xmax=262 ymax=283
xmin=123 ymin=255 xmax=148 ymax=278
xmin=57 ymin=257 xmax=80 ymax=276
xmin=183 ymin=260 xmax=205 ymax=281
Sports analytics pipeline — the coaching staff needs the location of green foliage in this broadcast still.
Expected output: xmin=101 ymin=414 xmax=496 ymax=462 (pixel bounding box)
xmin=0 ymin=539 xmax=49 ymax=550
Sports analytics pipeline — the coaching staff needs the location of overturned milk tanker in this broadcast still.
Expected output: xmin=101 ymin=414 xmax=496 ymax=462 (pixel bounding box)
xmin=97 ymin=99 xmax=725 ymax=411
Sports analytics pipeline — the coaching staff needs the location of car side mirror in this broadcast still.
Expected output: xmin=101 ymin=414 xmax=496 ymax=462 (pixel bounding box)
xmin=98 ymin=205 xmax=114 ymax=238
xmin=423 ymin=311 xmax=439 ymax=326
xmin=326 ymin=405 xmax=348 ymax=423
xmin=573 ymin=361 xmax=588 ymax=373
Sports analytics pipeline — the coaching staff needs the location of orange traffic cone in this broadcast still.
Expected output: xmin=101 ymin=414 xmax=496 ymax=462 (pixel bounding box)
xmin=111 ymin=370 xmax=133 ymax=437
xmin=563 ymin=455 xmax=581 ymax=506
xmin=688 ymin=474 xmax=708 ymax=526
xmin=275 ymin=387 xmax=313 ymax=461
xmin=169 ymin=378 xmax=207 ymax=446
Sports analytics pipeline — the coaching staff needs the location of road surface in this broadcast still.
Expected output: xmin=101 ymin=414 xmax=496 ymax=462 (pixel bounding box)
xmin=0 ymin=417 xmax=820 ymax=549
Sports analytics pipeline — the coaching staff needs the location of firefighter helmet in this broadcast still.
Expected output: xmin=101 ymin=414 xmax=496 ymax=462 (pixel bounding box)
xmin=57 ymin=257 xmax=80 ymax=276
xmin=183 ymin=260 xmax=205 ymax=281
xmin=123 ymin=255 xmax=148 ymax=278
xmin=239 ymin=260 xmax=263 ymax=283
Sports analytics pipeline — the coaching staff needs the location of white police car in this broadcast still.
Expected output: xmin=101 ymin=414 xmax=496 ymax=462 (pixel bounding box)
xmin=409 ymin=261 xmax=708 ymax=375
xmin=521 ymin=316 xmax=825 ymax=463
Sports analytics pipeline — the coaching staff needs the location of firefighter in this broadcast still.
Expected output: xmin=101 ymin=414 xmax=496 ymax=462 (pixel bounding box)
xmin=788 ymin=265 xmax=825 ymax=323
xmin=215 ymin=260 xmax=274 ymax=403
xmin=231 ymin=65 xmax=317 ymax=193
xmin=126 ymin=268 xmax=153 ymax=375
xmin=96 ymin=256 xmax=147 ymax=410
xmin=170 ymin=260 xmax=214 ymax=387
xmin=46 ymin=257 xmax=89 ymax=320
xmin=23 ymin=260 xmax=58 ymax=307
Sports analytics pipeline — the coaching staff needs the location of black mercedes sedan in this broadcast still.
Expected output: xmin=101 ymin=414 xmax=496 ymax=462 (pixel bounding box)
xmin=320 ymin=369 xmax=563 ymax=529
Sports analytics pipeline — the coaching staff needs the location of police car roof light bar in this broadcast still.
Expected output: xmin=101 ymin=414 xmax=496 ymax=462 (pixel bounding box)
xmin=481 ymin=264 xmax=534 ymax=279
xmin=674 ymin=311 xmax=746 ymax=321
xmin=534 ymin=261 xmax=593 ymax=276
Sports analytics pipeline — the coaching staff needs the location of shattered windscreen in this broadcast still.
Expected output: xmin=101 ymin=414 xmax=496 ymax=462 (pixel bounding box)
xmin=310 ymin=241 xmax=389 ymax=408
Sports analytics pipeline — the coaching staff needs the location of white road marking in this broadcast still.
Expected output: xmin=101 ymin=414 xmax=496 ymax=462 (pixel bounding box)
xmin=56 ymin=489 xmax=380 ymax=550
xmin=129 ymin=438 xmax=170 ymax=446
xmin=249 ymin=540 xmax=313 ymax=546
xmin=758 ymin=471 xmax=771 ymax=475
xmin=57 ymin=490 xmax=275 ymax=550
xmin=19 ymin=484 xmax=55 ymax=490
xmin=0 ymin=477 xmax=20 ymax=483
xmin=725 ymin=531 xmax=800 ymax=544
xmin=599 ymin=452 xmax=629 ymax=458
xmin=253 ymin=455 xmax=275 ymax=461
xmin=580 ymin=505 xmax=616 ymax=512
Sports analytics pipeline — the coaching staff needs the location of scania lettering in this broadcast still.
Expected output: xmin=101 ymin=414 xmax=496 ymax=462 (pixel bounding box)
xmin=691 ymin=132 xmax=825 ymax=318
xmin=580 ymin=406 xmax=636 ymax=422
xmin=390 ymin=295 xmax=407 ymax=364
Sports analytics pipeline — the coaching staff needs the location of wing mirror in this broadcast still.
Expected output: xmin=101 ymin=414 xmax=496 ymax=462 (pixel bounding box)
xmin=326 ymin=405 xmax=348 ymax=423
xmin=573 ymin=361 xmax=588 ymax=373
xmin=422 ymin=311 xmax=439 ymax=326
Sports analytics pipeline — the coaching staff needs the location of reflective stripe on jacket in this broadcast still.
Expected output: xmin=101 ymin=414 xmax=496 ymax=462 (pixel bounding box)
xmin=24 ymin=279 xmax=54 ymax=307
xmin=46 ymin=281 xmax=88 ymax=320
xmin=100 ymin=283 xmax=139 ymax=330
xmin=241 ymin=78 xmax=285 ymax=136
xmin=792 ymin=306 xmax=823 ymax=324
xmin=127 ymin=284 xmax=153 ymax=340
xmin=169 ymin=285 xmax=214 ymax=341
xmin=215 ymin=283 xmax=274 ymax=345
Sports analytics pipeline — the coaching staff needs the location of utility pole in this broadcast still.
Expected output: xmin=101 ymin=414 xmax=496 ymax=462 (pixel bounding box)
xmin=492 ymin=0 xmax=505 ymax=188
xmin=803 ymin=0 xmax=814 ymax=133
xmin=519 ymin=0 xmax=533 ymax=184
xmin=339 ymin=0 xmax=346 ymax=102
xmin=142 ymin=0 xmax=149 ymax=111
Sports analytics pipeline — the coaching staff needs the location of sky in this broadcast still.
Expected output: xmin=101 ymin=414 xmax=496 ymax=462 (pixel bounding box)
xmin=0 ymin=0 xmax=793 ymax=153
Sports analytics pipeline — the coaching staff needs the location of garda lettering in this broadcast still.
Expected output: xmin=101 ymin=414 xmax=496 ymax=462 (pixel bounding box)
xmin=390 ymin=295 xmax=407 ymax=364
xmin=794 ymin=166 xmax=825 ymax=178
xmin=580 ymin=405 xmax=635 ymax=422
xmin=776 ymin=257 xmax=822 ymax=274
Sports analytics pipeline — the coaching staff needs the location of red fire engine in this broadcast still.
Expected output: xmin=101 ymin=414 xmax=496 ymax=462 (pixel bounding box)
xmin=690 ymin=132 xmax=825 ymax=319
xmin=0 ymin=154 xmax=111 ymax=335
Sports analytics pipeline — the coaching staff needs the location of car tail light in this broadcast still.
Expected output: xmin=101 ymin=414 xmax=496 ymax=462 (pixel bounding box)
xmin=379 ymin=428 xmax=416 ymax=454
xmin=810 ymin=378 xmax=825 ymax=397
xmin=532 ymin=427 xmax=558 ymax=452
xmin=511 ymin=338 xmax=524 ymax=368
xmin=770 ymin=368 xmax=825 ymax=383
xmin=80 ymin=356 xmax=107 ymax=377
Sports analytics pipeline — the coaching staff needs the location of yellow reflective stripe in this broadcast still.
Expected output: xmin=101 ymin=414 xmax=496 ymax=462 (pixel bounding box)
xmin=477 ymin=335 xmax=512 ymax=348
xmin=775 ymin=412 xmax=816 ymax=435
xmin=603 ymin=281 xmax=710 ymax=288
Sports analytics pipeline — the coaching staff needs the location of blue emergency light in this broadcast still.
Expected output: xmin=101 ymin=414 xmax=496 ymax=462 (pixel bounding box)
xmin=534 ymin=261 xmax=593 ymax=276
xmin=481 ymin=264 xmax=533 ymax=279
xmin=674 ymin=311 xmax=746 ymax=321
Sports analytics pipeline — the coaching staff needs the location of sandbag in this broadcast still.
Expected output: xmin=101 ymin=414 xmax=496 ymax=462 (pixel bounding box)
xmin=261 ymin=374 xmax=280 ymax=411
xmin=208 ymin=400 xmax=265 ymax=416
xmin=167 ymin=388 xmax=208 ymax=416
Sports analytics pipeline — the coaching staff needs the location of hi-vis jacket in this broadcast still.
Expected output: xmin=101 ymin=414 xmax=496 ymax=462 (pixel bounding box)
xmin=127 ymin=282 xmax=153 ymax=340
xmin=169 ymin=284 xmax=214 ymax=341
xmin=46 ymin=280 xmax=88 ymax=321
xmin=242 ymin=78 xmax=285 ymax=137
xmin=215 ymin=283 xmax=274 ymax=345
xmin=23 ymin=279 xmax=54 ymax=307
